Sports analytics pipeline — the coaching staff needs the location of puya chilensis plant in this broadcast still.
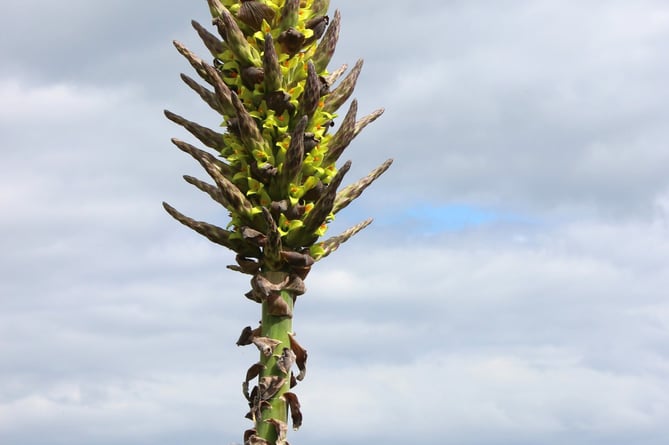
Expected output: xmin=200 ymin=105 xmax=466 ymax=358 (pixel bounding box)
xmin=163 ymin=1 xmax=391 ymax=444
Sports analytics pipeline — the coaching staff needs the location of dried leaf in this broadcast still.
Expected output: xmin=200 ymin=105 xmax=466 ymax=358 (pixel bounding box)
xmin=245 ymin=434 xmax=270 ymax=445
xmin=276 ymin=347 xmax=297 ymax=374
xmin=245 ymin=289 xmax=262 ymax=303
xmin=288 ymin=334 xmax=308 ymax=381
xmin=236 ymin=326 xmax=255 ymax=346
xmin=253 ymin=336 xmax=281 ymax=357
xmin=234 ymin=255 xmax=261 ymax=275
xmin=242 ymin=227 xmax=267 ymax=246
xmin=282 ymin=392 xmax=303 ymax=430
xmin=285 ymin=275 xmax=306 ymax=297
xmin=266 ymin=293 xmax=292 ymax=318
xmin=259 ymin=376 xmax=285 ymax=401
xmin=244 ymin=429 xmax=256 ymax=444
xmin=243 ymin=362 xmax=265 ymax=400
xmin=266 ymin=418 xmax=289 ymax=445
xmin=280 ymin=251 xmax=315 ymax=268
xmin=245 ymin=362 xmax=265 ymax=384
xmin=252 ymin=274 xmax=289 ymax=299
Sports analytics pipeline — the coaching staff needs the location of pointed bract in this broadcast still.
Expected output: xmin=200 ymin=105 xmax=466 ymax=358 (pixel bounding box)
xmin=312 ymin=10 xmax=340 ymax=73
xmin=323 ymin=58 xmax=363 ymax=113
xmin=333 ymin=158 xmax=394 ymax=214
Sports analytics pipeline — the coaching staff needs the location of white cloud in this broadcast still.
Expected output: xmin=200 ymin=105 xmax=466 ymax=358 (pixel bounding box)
xmin=0 ymin=80 xmax=129 ymax=123
xmin=2 ymin=1 xmax=669 ymax=445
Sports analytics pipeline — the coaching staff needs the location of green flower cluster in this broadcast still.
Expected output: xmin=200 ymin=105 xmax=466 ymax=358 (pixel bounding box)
xmin=164 ymin=0 xmax=390 ymax=268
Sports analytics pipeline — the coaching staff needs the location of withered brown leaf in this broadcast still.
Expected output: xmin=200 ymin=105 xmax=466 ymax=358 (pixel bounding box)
xmin=252 ymin=336 xmax=281 ymax=357
xmin=252 ymin=273 xmax=289 ymax=299
xmin=276 ymin=347 xmax=297 ymax=374
xmin=241 ymin=226 xmax=267 ymax=246
xmin=266 ymin=418 xmax=289 ymax=445
xmin=280 ymin=250 xmax=315 ymax=267
xmin=266 ymin=293 xmax=292 ymax=317
xmin=236 ymin=326 xmax=255 ymax=346
xmin=284 ymin=275 xmax=306 ymax=297
xmin=282 ymin=392 xmax=303 ymax=430
xmin=288 ymin=333 xmax=308 ymax=381
xmin=233 ymin=255 xmax=261 ymax=274
xmin=245 ymin=433 xmax=271 ymax=445
xmin=259 ymin=376 xmax=285 ymax=401
xmin=243 ymin=363 xmax=265 ymax=400
xmin=244 ymin=428 xmax=256 ymax=443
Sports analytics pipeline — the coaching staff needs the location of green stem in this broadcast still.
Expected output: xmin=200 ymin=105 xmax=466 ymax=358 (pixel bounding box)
xmin=256 ymin=270 xmax=294 ymax=444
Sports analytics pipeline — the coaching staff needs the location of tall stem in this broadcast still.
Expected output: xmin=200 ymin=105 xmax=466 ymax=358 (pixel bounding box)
xmin=256 ymin=270 xmax=294 ymax=443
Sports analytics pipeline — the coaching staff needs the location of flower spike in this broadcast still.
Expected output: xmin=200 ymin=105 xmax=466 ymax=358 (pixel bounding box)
xmin=163 ymin=2 xmax=391 ymax=443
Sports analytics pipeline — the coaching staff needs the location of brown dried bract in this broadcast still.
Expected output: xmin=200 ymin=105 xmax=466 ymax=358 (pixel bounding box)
xmin=259 ymin=376 xmax=285 ymax=401
xmin=236 ymin=326 xmax=255 ymax=346
xmin=280 ymin=251 xmax=315 ymax=267
xmin=275 ymin=347 xmax=296 ymax=374
xmin=282 ymin=392 xmax=303 ymax=430
xmin=252 ymin=336 xmax=281 ymax=357
xmin=285 ymin=275 xmax=306 ymax=297
xmin=243 ymin=363 xmax=265 ymax=400
xmin=252 ymin=274 xmax=289 ymax=299
xmin=245 ymin=433 xmax=271 ymax=445
xmin=234 ymin=255 xmax=261 ymax=275
xmin=266 ymin=293 xmax=292 ymax=317
xmin=288 ymin=334 xmax=308 ymax=381
xmin=266 ymin=418 xmax=289 ymax=445
xmin=241 ymin=227 xmax=268 ymax=246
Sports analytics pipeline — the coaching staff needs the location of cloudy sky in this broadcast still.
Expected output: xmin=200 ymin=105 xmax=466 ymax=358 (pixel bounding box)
xmin=2 ymin=1 xmax=669 ymax=444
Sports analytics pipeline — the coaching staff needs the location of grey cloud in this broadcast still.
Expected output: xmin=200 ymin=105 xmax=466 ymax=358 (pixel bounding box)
xmin=330 ymin=0 xmax=669 ymax=218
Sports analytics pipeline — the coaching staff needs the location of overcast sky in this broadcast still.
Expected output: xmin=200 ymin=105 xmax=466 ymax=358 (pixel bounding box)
xmin=2 ymin=1 xmax=669 ymax=444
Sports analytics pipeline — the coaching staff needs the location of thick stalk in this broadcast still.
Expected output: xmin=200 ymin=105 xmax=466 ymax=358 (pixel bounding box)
xmin=257 ymin=270 xmax=294 ymax=443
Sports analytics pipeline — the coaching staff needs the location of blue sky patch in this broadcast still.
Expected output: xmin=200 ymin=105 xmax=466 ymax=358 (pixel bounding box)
xmin=402 ymin=203 xmax=533 ymax=231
